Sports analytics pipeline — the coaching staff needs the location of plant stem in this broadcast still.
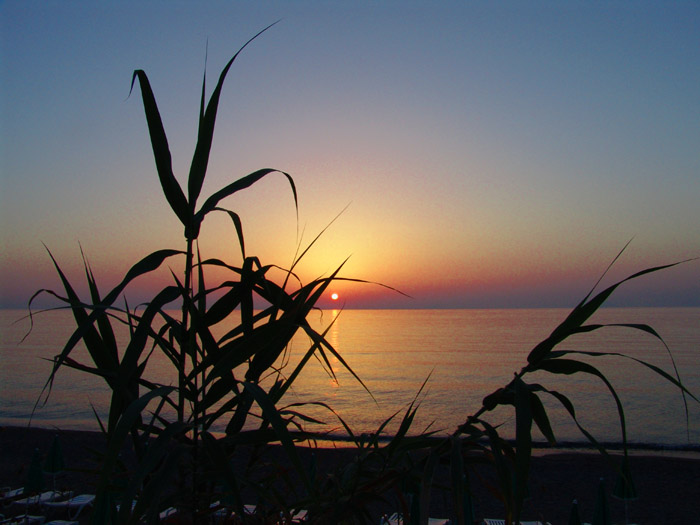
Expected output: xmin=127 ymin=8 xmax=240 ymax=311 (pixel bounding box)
xmin=180 ymin=236 xmax=193 ymax=423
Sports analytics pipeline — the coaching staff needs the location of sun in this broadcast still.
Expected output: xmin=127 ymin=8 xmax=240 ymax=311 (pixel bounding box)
xmin=331 ymin=292 xmax=339 ymax=301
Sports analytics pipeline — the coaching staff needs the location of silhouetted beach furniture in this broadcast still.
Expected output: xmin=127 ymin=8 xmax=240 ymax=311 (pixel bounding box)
xmin=290 ymin=508 xmax=308 ymax=522
xmin=213 ymin=503 xmax=308 ymax=523
xmin=380 ymin=512 xmax=450 ymax=524
xmin=1 ymin=487 xmax=63 ymax=524
xmin=209 ymin=502 xmax=257 ymax=523
xmin=16 ymin=449 xmax=45 ymax=519
xmin=0 ymin=514 xmax=45 ymax=524
xmin=41 ymin=494 xmax=94 ymax=520
xmin=569 ymin=499 xmax=582 ymax=525
xmin=591 ymin=478 xmax=610 ymax=525
xmin=158 ymin=506 xmax=178 ymax=521
xmin=207 ymin=504 xmax=307 ymax=524
xmin=0 ymin=488 xmax=25 ymax=502
xmin=484 ymin=518 xmax=551 ymax=525
xmin=0 ymin=488 xmax=28 ymax=513
xmin=11 ymin=492 xmax=71 ymax=508
xmin=42 ymin=438 xmax=64 ymax=496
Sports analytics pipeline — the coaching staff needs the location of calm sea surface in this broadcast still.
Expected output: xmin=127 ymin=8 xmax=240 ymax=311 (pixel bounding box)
xmin=1 ymin=308 xmax=698 ymax=447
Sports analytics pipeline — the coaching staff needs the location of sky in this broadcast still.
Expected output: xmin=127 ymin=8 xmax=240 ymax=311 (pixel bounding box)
xmin=1 ymin=1 xmax=699 ymax=310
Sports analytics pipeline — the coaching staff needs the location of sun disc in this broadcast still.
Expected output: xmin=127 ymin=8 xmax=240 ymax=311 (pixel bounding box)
xmin=331 ymin=293 xmax=339 ymax=301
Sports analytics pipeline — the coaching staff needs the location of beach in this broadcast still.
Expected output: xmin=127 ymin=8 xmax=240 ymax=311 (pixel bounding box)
xmin=2 ymin=425 xmax=699 ymax=523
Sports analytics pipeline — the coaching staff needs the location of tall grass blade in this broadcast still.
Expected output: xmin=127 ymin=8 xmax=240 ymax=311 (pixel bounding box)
xmin=385 ymin=374 xmax=432 ymax=457
xmin=285 ymin=204 xmax=350 ymax=279
xmin=81 ymin=248 xmax=119 ymax=358
xmin=33 ymin=249 xmax=118 ymax=416
xmin=272 ymin=311 xmax=340 ymax=402
xmin=118 ymin=286 xmax=180 ymax=395
xmin=578 ymin=239 xmax=633 ymax=306
xmin=527 ymin=258 xmax=693 ymax=365
xmin=129 ymin=71 xmax=189 ymax=229
xmin=187 ymin=22 xmax=279 ymax=209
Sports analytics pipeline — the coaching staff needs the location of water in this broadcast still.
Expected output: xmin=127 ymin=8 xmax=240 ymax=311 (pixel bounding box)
xmin=1 ymin=307 xmax=698 ymax=447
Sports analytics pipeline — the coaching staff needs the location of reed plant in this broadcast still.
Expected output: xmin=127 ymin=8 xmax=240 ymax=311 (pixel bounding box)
xmin=28 ymin=24 xmax=698 ymax=525
xmin=438 ymin=248 xmax=697 ymax=524
xmin=29 ymin=24 xmax=382 ymax=523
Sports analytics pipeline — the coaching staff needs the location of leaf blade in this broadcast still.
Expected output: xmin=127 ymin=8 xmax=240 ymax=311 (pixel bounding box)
xmin=187 ymin=22 xmax=280 ymax=208
xmin=130 ymin=70 xmax=190 ymax=229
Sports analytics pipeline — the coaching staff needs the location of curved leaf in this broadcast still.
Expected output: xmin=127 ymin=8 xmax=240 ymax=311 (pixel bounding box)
xmin=130 ymin=70 xmax=189 ymax=228
xmin=548 ymin=349 xmax=698 ymax=402
xmin=535 ymin=358 xmax=628 ymax=447
xmin=527 ymin=257 xmax=694 ymax=365
xmin=213 ymin=207 xmax=246 ymax=259
xmin=103 ymin=249 xmax=183 ymax=306
xmin=193 ymin=168 xmax=297 ymax=236
xmin=529 ymin=391 xmax=556 ymax=445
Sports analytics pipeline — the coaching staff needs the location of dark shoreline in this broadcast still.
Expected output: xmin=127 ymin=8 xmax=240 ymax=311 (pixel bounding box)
xmin=2 ymin=425 xmax=699 ymax=523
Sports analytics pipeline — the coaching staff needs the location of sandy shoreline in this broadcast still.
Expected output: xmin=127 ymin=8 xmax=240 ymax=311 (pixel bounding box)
xmin=2 ymin=425 xmax=699 ymax=523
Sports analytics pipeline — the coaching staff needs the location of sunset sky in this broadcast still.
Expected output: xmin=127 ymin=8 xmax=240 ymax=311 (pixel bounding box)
xmin=1 ymin=1 xmax=698 ymax=310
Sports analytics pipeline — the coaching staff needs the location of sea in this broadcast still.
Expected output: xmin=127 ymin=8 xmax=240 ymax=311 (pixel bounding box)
xmin=1 ymin=307 xmax=698 ymax=449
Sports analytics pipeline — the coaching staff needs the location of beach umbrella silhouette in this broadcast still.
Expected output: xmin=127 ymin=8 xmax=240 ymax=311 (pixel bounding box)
xmin=23 ymin=448 xmax=44 ymax=519
xmin=591 ymin=477 xmax=611 ymax=525
xmin=568 ymin=499 xmax=582 ymax=525
xmin=43 ymin=434 xmax=65 ymax=493
xmin=24 ymin=448 xmax=44 ymax=495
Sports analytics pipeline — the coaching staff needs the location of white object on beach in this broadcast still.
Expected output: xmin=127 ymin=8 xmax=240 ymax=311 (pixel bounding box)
xmin=12 ymin=491 xmax=71 ymax=507
xmin=42 ymin=494 xmax=94 ymax=520
xmin=380 ymin=512 xmax=450 ymax=524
